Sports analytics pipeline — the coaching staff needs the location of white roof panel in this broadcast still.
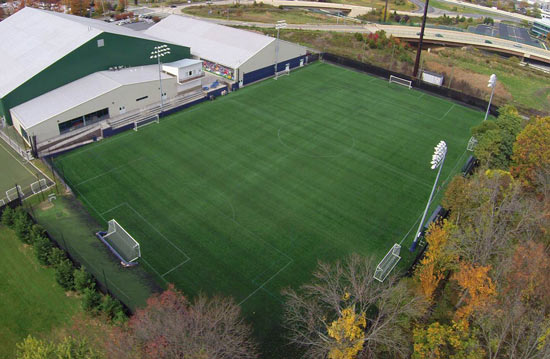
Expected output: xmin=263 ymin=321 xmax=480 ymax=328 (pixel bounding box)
xmin=145 ymin=15 xmax=274 ymax=69
xmin=0 ymin=8 xmax=167 ymax=98
xmin=11 ymin=65 xmax=172 ymax=129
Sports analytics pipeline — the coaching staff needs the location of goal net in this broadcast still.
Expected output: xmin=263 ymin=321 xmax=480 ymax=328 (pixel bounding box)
xmin=467 ymin=136 xmax=478 ymax=152
xmin=6 ymin=185 xmax=23 ymax=201
xmin=96 ymin=219 xmax=141 ymax=266
xmin=275 ymin=63 xmax=290 ymax=80
xmin=31 ymin=178 xmax=48 ymax=194
xmin=134 ymin=114 xmax=159 ymax=132
xmin=374 ymin=243 xmax=401 ymax=282
xmin=389 ymin=75 xmax=412 ymax=89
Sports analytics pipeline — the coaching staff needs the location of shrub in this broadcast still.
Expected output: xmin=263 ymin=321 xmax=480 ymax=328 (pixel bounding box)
xmin=1 ymin=206 xmax=15 ymax=228
xmin=82 ymin=286 xmax=102 ymax=314
xmin=29 ymin=224 xmax=46 ymax=245
xmin=74 ymin=267 xmax=95 ymax=293
xmin=354 ymin=32 xmax=364 ymax=42
xmin=101 ymin=295 xmax=125 ymax=321
xmin=34 ymin=236 xmax=53 ymax=266
xmin=48 ymin=247 xmax=67 ymax=267
xmin=54 ymin=259 xmax=75 ymax=291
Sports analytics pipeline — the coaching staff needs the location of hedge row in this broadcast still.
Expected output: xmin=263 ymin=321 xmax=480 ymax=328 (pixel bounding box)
xmin=1 ymin=206 xmax=126 ymax=323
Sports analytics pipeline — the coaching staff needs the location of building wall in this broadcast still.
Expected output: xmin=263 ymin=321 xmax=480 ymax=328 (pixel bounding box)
xmin=238 ymin=40 xmax=306 ymax=82
xmin=1 ymin=33 xmax=190 ymax=124
xmin=13 ymin=78 xmax=177 ymax=144
xmin=532 ymin=19 xmax=550 ymax=37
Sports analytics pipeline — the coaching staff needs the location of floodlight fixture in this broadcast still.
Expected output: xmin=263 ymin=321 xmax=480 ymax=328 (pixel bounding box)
xmin=410 ymin=140 xmax=447 ymax=252
xmin=150 ymin=45 xmax=171 ymax=110
xmin=274 ymin=20 xmax=287 ymax=79
xmin=484 ymin=74 xmax=497 ymax=121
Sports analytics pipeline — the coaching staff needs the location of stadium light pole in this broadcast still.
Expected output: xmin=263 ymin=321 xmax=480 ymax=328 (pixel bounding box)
xmin=274 ymin=20 xmax=287 ymax=80
xmin=410 ymin=140 xmax=447 ymax=252
xmin=483 ymin=74 xmax=497 ymax=121
xmin=150 ymin=45 xmax=171 ymax=111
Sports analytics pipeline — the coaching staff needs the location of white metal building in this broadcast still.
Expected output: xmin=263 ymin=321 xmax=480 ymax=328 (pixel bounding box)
xmin=10 ymin=64 xmax=198 ymax=144
xmin=144 ymin=15 xmax=307 ymax=86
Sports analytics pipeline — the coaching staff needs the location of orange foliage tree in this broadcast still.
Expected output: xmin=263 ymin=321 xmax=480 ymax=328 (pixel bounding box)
xmin=453 ymin=261 xmax=496 ymax=320
xmin=415 ymin=221 xmax=455 ymax=301
xmin=511 ymin=116 xmax=550 ymax=189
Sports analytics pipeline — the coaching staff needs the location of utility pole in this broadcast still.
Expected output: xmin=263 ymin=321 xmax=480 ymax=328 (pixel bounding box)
xmin=413 ymin=0 xmax=430 ymax=78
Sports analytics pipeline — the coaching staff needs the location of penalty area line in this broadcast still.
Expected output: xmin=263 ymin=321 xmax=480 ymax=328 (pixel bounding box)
xmin=238 ymin=259 xmax=293 ymax=306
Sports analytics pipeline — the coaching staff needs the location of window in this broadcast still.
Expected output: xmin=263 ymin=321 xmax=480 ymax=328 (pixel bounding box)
xmin=97 ymin=39 xmax=104 ymax=47
xmin=136 ymin=96 xmax=148 ymax=102
xmin=188 ymin=71 xmax=193 ymax=76
xmin=20 ymin=126 xmax=28 ymax=141
xmin=58 ymin=108 xmax=109 ymax=134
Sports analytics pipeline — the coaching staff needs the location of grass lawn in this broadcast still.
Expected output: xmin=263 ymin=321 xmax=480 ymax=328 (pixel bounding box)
xmin=33 ymin=196 xmax=160 ymax=311
xmin=53 ymin=61 xmax=481 ymax=355
xmin=183 ymin=5 xmax=340 ymax=24
xmin=0 ymin=227 xmax=81 ymax=359
xmin=429 ymin=0 xmax=498 ymax=16
xmin=329 ymin=0 xmax=417 ymax=12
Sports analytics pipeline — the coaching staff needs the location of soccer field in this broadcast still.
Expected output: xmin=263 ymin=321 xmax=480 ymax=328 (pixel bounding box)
xmin=54 ymin=61 xmax=482 ymax=346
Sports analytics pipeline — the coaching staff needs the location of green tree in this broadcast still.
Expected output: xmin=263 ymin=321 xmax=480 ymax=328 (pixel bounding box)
xmin=48 ymin=247 xmax=67 ymax=267
xmin=100 ymin=295 xmax=125 ymax=322
xmin=82 ymin=286 xmax=102 ymax=314
xmin=472 ymin=105 xmax=523 ymax=169
xmin=413 ymin=320 xmax=484 ymax=359
xmin=54 ymin=259 xmax=75 ymax=291
xmin=1 ymin=206 xmax=15 ymax=227
xmin=74 ymin=266 xmax=94 ymax=293
xmin=34 ymin=236 xmax=53 ymax=266
xmin=13 ymin=209 xmax=32 ymax=244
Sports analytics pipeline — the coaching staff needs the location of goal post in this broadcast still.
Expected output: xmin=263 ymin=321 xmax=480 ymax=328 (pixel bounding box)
xmin=96 ymin=219 xmax=140 ymax=266
xmin=134 ymin=114 xmax=159 ymax=132
xmin=31 ymin=178 xmax=48 ymax=194
xmin=374 ymin=243 xmax=401 ymax=282
xmin=389 ymin=75 xmax=412 ymax=89
xmin=6 ymin=185 xmax=23 ymax=201
xmin=275 ymin=63 xmax=290 ymax=80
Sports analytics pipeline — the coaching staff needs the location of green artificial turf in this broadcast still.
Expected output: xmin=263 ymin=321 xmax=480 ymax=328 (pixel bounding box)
xmin=54 ymin=62 xmax=482 ymax=353
xmin=0 ymin=140 xmax=38 ymax=199
xmin=0 ymin=227 xmax=80 ymax=359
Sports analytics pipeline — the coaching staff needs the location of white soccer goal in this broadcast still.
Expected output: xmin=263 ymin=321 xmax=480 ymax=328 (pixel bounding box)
xmin=99 ymin=219 xmax=141 ymax=265
xmin=0 ymin=199 xmax=5 ymax=206
xmin=6 ymin=185 xmax=23 ymax=201
xmin=134 ymin=114 xmax=159 ymax=132
xmin=467 ymin=136 xmax=478 ymax=152
xmin=389 ymin=75 xmax=412 ymax=89
xmin=31 ymin=178 xmax=48 ymax=194
xmin=374 ymin=243 xmax=402 ymax=282
xmin=275 ymin=63 xmax=290 ymax=80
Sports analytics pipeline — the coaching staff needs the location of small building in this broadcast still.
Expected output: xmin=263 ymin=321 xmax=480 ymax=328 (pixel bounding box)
xmin=162 ymin=59 xmax=204 ymax=93
xmin=144 ymin=15 xmax=307 ymax=86
xmin=421 ymin=71 xmax=444 ymax=87
xmin=10 ymin=65 xmax=180 ymax=145
xmin=531 ymin=18 xmax=550 ymax=38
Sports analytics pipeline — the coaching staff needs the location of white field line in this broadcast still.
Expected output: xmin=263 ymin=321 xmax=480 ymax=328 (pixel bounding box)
xmin=141 ymin=257 xmax=168 ymax=284
xmin=440 ymin=104 xmax=456 ymax=121
xmin=76 ymin=157 xmax=143 ymax=186
xmin=0 ymin=141 xmax=35 ymax=177
xmin=161 ymin=260 xmax=188 ymax=278
xmin=238 ymin=259 xmax=293 ymax=306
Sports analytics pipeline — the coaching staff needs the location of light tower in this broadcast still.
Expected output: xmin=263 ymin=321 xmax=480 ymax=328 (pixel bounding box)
xmin=410 ymin=140 xmax=447 ymax=252
xmin=150 ymin=44 xmax=171 ymax=111
xmin=483 ymin=74 xmax=497 ymax=122
xmin=274 ymin=20 xmax=287 ymax=80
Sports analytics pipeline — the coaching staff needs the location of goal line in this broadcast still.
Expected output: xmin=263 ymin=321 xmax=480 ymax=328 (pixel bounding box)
xmin=389 ymin=75 xmax=412 ymax=89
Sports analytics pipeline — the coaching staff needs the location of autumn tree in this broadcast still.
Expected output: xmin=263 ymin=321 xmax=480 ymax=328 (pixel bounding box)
xmin=16 ymin=335 xmax=103 ymax=359
xmin=70 ymin=0 xmax=87 ymax=16
xmin=106 ymin=284 xmax=258 ymax=359
xmin=474 ymin=242 xmax=550 ymax=358
xmin=511 ymin=116 xmax=550 ymax=190
xmin=413 ymin=320 xmax=484 ymax=359
xmin=283 ymin=254 xmax=427 ymax=359
xmin=453 ymin=261 xmax=496 ymax=320
xmin=415 ymin=221 xmax=456 ymax=301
